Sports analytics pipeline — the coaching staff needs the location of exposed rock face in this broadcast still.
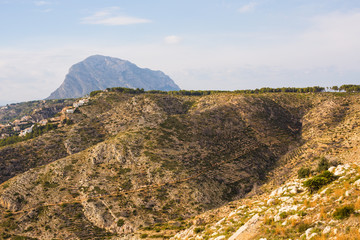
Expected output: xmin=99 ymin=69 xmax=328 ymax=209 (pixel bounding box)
xmin=47 ymin=55 xmax=180 ymax=99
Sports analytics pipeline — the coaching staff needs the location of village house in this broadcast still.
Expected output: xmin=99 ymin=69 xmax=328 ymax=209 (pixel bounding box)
xmin=61 ymin=106 xmax=74 ymax=114
xmin=66 ymin=108 xmax=75 ymax=114
xmin=73 ymin=98 xmax=89 ymax=108
xmin=19 ymin=125 xmax=34 ymax=137
xmin=13 ymin=126 xmax=21 ymax=132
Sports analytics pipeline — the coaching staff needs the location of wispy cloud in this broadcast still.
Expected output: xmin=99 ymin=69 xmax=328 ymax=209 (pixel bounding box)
xmin=34 ymin=1 xmax=50 ymax=6
xmin=164 ymin=35 xmax=181 ymax=44
xmin=81 ymin=7 xmax=151 ymax=26
xmin=238 ymin=2 xmax=258 ymax=13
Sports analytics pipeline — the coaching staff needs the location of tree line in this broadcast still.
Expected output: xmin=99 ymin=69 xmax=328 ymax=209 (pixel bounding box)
xmin=331 ymin=85 xmax=360 ymax=92
xmin=88 ymin=85 xmax=360 ymax=97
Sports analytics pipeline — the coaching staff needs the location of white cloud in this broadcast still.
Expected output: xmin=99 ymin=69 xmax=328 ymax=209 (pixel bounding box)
xmin=81 ymin=7 xmax=151 ymax=26
xmin=34 ymin=1 xmax=50 ymax=6
xmin=164 ymin=35 xmax=181 ymax=44
xmin=238 ymin=2 xmax=257 ymax=13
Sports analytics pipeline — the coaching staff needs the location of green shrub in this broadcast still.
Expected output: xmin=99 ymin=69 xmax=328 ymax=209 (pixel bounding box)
xmin=62 ymin=118 xmax=74 ymax=125
xmin=90 ymin=90 xmax=102 ymax=97
xmin=333 ymin=205 xmax=355 ymax=220
xmin=194 ymin=227 xmax=205 ymax=233
xmin=140 ymin=234 xmax=148 ymax=239
xmin=117 ymin=219 xmax=125 ymax=227
xmin=297 ymin=222 xmax=311 ymax=233
xmin=303 ymin=170 xmax=338 ymax=193
xmin=317 ymin=157 xmax=330 ymax=172
xmin=298 ymin=167 xmax=311 ymax=178
xmin=279 ymin=212 xmax=289 ymax=219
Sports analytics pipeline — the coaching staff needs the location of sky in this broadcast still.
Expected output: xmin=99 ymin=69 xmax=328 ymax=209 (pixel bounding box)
xmin=0 ymin=0 xmax=360 ymax=105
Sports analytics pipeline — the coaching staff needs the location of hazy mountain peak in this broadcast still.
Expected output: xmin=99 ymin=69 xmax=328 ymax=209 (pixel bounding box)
xmin=47 ymin=55 xmax=180 ymax=99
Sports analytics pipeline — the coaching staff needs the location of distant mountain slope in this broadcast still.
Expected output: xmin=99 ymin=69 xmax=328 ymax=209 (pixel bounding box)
xmin=47 ymin=55 xmax=180 ymax=99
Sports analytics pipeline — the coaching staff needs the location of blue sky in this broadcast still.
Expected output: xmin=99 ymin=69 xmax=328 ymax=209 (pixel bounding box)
xmin=0 ymin=0 xmax=360 ymax=105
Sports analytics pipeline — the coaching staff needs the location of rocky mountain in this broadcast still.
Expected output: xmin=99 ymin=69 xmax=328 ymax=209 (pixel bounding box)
xmin=46 ymin=55 xmax=180 ymax=99
xmin=0 ymin=90 xmax=360 ymax=239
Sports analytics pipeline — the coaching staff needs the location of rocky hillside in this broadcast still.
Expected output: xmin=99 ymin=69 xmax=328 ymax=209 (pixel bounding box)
xmin=47 ymin=55 xmax=180 ymax=99
xmin=168 ymin=93 xmax=360 ymax=240
xmin=0 ymin=91 xmax=359 ymax=239
xmin=171 ymin=163 xmax=360 ymax=240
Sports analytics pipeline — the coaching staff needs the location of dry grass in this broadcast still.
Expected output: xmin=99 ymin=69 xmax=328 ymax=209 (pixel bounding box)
xmin=274 ymin=225 xmax=286 ymax=237
xmin=320 ymin=206 xmax=328 ymax=220
xmin=290 ymin=217 xmax=300 ymax=226
xmin=309 ymin=200 xmax=318 ymax=208
xmin=304 ymin=199 xmax=310 ymax=207
xmin=335 ymin=228 xmax=360 ymax=240
xmin=355 ymin=197 xmax=360 ymax=210
xmin=314 ymin=235 xmax=327 ymax=240
xmin=334 ymin=188 xmax=345 ymax=198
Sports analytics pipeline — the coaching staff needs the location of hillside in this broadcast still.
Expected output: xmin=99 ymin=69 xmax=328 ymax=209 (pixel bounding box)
xmin=0 ymin=99 xmax=74 ymax=125
xmin=46 ymin=55 xmax=180 ymax=100
xmin=0 ymin=91 xmax=359 ymax=239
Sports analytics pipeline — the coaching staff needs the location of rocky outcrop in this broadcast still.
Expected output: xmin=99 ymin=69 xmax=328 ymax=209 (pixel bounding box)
xmin=47 ymin=55 xmax=180 ymax=99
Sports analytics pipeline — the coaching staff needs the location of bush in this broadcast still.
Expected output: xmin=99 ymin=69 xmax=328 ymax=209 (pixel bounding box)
xmin=194 ymin=227 xmax=204 ymax=233
xmin=303 ymin=170 xmax=338 ymax=193
xmin=297 ymin=222 xmax=311 ymax=233
xmin=117 ymin=219 xmax=125 ymax=227
xmin=62 ymin=118 xmax=74 ymax=125
xmin=333 ymin=205 xmax=355 ymax=220
xmin=90 ymin=90 xmax=102 ymax=97
xmin=298 ymin=167 xmax=311 ymax=178
xmin=317 ymin=157 xmax=330 ymax=172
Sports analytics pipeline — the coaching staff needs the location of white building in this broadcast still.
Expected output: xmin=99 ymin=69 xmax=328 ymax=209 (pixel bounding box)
xmin=73 ymin=98 xmax=89 ymax=108
xmin=19 ymin=125 xmax=34 ymax=137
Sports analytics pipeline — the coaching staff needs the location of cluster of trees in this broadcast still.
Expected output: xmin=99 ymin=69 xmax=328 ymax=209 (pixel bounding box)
xmin=0 ymin=123 xmax=57 ymax=147
xmin=107 ymin=87 xmax=145 ymax=94
xmin=331 ymin=85 xmax=360 ymax=92
xmin=168 ymin=90 xmax=225 ymax=96
xmin=90 ymin=87 xmax=146 ymax=97
xmin=89 ymin=85 xmax=360 ymax=99
xmin=235 ymin=86 xmax=325 ymax=94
